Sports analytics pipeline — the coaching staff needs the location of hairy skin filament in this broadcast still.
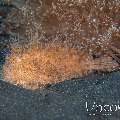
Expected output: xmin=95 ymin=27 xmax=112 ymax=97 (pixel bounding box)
xmin=3 ymin=42 xmax=119 ymax=90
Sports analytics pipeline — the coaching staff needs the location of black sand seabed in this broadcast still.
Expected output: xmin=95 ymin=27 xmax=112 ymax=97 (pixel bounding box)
xmin=0 ymin=63 xmax=120 ymax=120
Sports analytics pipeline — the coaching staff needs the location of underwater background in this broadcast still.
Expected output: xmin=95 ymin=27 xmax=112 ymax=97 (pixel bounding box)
xmin=0 ymin=0 xmax=120 ymax=120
